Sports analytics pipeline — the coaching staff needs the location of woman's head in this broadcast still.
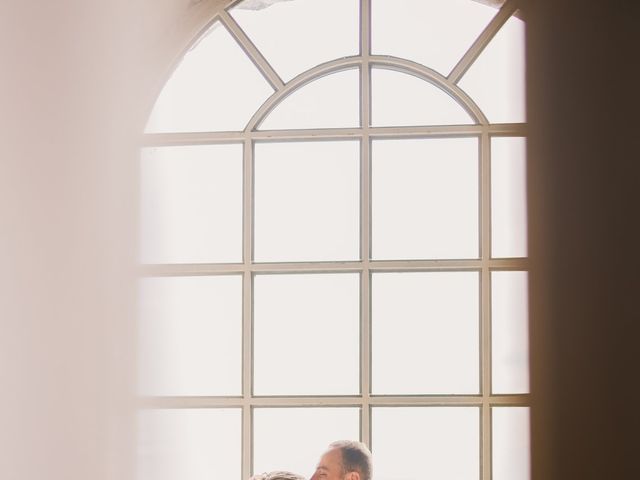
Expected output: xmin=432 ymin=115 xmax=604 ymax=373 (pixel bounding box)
xmin=250 ymin=471 xmax=306 ymax=480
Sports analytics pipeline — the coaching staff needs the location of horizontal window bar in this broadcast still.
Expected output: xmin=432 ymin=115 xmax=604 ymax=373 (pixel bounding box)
xmin=141 ymin=124 xmax=526 ymax=146
xmin=139 ymin=394 xmax=530 ymax=409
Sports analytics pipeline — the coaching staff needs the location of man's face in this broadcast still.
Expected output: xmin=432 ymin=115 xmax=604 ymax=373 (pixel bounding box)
xmin=310 ymin=448 xmax=345 ymax=480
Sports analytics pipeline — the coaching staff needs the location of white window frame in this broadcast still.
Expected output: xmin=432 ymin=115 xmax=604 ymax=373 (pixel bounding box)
xmin=140 ymin=1 xmax=529 ymax=479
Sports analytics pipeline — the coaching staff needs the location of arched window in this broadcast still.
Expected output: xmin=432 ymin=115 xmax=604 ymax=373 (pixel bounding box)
xmin=138 ymin=1 xmax=529 ymax=480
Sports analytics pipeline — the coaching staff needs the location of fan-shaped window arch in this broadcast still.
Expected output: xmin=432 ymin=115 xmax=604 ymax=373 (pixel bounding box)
xmin=258 ymin=68 xmax=361 ymax=130
xmin=138 ymin=2 xmax=529 ymax=480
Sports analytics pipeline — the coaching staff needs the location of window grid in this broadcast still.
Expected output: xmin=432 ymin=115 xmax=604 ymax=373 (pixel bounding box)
xmin=140 ymin=1 xmax=529 ymax=480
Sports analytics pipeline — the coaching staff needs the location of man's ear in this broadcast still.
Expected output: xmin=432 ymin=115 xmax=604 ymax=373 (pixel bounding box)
xmin=345 ymin=472 xmax=360 ymax=480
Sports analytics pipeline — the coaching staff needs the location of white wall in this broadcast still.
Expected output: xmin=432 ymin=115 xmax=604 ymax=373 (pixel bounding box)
xmin=0 ymin=1 xmax=228 ymax=479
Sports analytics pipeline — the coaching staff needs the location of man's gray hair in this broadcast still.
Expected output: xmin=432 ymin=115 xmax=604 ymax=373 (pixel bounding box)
xmin=329 ymin=440 xmax=372 ymax=480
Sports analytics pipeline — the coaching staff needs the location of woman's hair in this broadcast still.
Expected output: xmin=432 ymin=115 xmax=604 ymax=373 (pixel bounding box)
xmin=250 ymin=471 xmax=306 ymax=480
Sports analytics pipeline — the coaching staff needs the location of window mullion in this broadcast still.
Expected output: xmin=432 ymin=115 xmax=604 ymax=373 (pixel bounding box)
xmin=360 ymin=0 xmax=373 ymax=451
xmin=219 ymin=9 xmax=285 ymax=91
xmin=480 ymin=132 xmax=492 ymax=480
xmin=448 ymin=0 xmax=522 ymax=84
xmin=242 ymin=138 xmax=254 ymax=479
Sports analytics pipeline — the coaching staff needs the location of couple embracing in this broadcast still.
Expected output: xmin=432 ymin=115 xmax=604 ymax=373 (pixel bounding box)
xmin=251 ymin=441 xmax=372 ymax=480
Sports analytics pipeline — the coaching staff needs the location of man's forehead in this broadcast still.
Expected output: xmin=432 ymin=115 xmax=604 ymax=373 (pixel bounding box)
xmin=318 ymin=448 xmax=342 ymax=465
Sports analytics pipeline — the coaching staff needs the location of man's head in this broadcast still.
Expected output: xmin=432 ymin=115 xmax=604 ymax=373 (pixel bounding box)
xmin=310 ymin=440 xmax=372 ymax=480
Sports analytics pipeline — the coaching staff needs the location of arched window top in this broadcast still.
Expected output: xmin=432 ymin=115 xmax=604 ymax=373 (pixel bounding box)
xmin=144 ymin=0 xmax=525 ymax=133
xmin=259 ymin=68 xmax=360 ymax=130
xmin=230 ymin=0 xmax=360 ymax=82
xmin=145 ymin=22 xmax=273 ymax=134
xmin=371 ymin=68 xmax=475 ymax=126
xmin=370 ymin=0 xmax=501 ymax=76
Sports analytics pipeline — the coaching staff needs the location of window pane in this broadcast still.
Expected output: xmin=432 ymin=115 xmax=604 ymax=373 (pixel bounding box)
xmin=492 ymin=271 xmax=529 ymax=394
xmin=373 ymin=407 xmax=479 ymax=480
xmin=138 ymin=275 xmax=242 ymax=396
xmin=372 ymin=0 xmax=497 ymax=76
xmin=372 ymin=272 xmax=479 ymax=394
xmin=254 ymin=141 xmax=359 ymax=262
xmin=259 ymin=69 xmax=360 ymax=130
xmin=137 ymin=409 xmax=241 ymax=480
xmin=139 ymin=145 xmax=242 ymax=264
xmin=253 ymin=274 xmax=360 ymax=395
xmin=371 ymin=68 xmax=473 ymax=126
xmin=492 ymin=407 xmax=531 ymax=480
xmin=458 ymin=16 xmax=526 ymax=123
xmin=372 ymin=138 xmax=478 ymax=260
xmin=145 ymin=23 xmax=273 ymax=133
xmin=253 ymin=407 xmax=360 ymax=477
xmin=231 ymin=0 xmax=359 ymax=82
xmin=491 ymin=137 xmax=527 ymax=258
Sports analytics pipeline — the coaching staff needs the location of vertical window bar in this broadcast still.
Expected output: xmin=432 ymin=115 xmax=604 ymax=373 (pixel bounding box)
xmin=242 ymin=138 xmax=254 ymax=479
xmin=360 ymin=0 xmax=373 ymax=450
xmin=244 ymin=140 xmax=254 ymax=265
xmin=242 ymin=403 xmax=252 ymax=480
xmin=480 ymin=133 xmax=492 ymax=480
xmin=360 ymin=0 xmax=371 ymax=129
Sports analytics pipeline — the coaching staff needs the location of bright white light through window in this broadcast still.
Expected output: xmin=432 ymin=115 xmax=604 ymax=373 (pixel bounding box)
xmin=137 ymin=409 xmax=241 ymax=480
xmin=373 ymin=407 xmax=480 ymax=480
xmin=146 ymin=22 xmax=273 ymax=133
xmin=371 ymin=68 xmax=474 ymax=126
xmin=492 ymin=271 xmax=530 ymax=394
xmin=372 ymin=137 xmax=479 ymax=260
xmin=492 ymin=407 xmax=531 ymax=480
xmin=372 ymin=0 xmax=496 ymax=76
xmin=138 ymin=275 xmax=242 ymax=396
xmin=140 ymin=1 xmax=529 ymax=480
xmin=259 ymin=69 xmax=360 ymax=130
xmin=253 ymin=273 xmax=360 ymax=395
xmin=372 ymin=271 xmax=479 ymax=394
xmin=458 ymin=15 xmax=526 ymax=123
xmin=491 ymin=136 xmax=528 ymax=258
xmin=231 ymin=0 xmax=359 ymax=82
xmin=139 ymin=145 xmax=242 ymax=264
xmin=254 ymin=140 xmax=360 ymax=262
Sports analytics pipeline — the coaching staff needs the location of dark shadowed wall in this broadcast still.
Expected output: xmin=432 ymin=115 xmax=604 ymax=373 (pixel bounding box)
xmin=526 ymin=1 xmax=640 ymax=479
